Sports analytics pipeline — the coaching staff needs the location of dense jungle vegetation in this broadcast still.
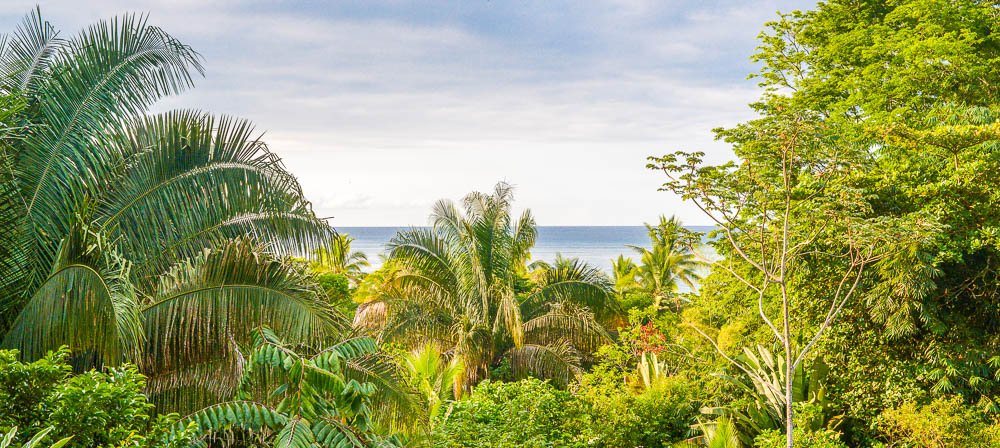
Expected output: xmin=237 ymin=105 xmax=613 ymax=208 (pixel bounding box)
xmin=2 ymin=0 xmax=1000 ymax=447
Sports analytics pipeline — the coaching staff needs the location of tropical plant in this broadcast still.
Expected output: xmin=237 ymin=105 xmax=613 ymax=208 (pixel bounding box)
xmin=0 ymin=347 xmax=195 ymax=448
xmin=703 ymin=345 xmax=834 ymax=445
xmin=0 ymin=9 xmax=336 ymax=413
xmin=637 ymin=351 xmax=670 ymax=390
xmin=402 ymin=344 xmax=463 ymax=428
xmin=0 ymin=428 xmax=71 ymax=448
xmin=429 ymin=378 xmax=594 ymax=448
xmin=359 ymin=183 xmax=619 ymax=391
xmin=627 ymin=216 xmax=704 ymax=311
xmin=875 ymin=396 xmax=1000 ymax=448
xmin=610 ymin=255 xmax=640 ymax=302
xmin=683 ymin=417 xmax=740 ymax=448
xmin=179 ymin=327 xmax=403 ymax=448
xmin=314 ymin=233 xmax=370 ymax=285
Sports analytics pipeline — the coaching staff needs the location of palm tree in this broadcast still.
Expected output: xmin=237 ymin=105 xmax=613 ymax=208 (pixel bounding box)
xmin=628 ymin=215 xmax=704 ymax=311
xmin=314 ymin=233 xmax=370 ymax=285
xmin=402 ymin=343 xmax=463 ymax=428
xmin=611 ymin=255 xmax=640 ymax=301
xmin=357 ymin=183 xmax=620 ymax=390
xmin=0 ymin=9 xmax=336 ymax=412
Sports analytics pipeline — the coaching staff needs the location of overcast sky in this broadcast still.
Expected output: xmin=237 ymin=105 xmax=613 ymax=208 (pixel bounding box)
xmin=0 ymin=1 xmax=813 ymax=226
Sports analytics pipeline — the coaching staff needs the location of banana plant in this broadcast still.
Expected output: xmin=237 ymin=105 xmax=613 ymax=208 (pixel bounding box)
xmin=179 ymin=327 xmax=401 ymax=448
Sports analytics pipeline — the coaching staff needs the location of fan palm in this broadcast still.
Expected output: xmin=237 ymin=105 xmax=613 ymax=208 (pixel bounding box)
xmin=314 ymin=233 xmax=370 ymax=285
xmin=628 ymin=215 xmax=704 ymax=310
xmin=0 ymin=9 xmax=338 ymax=412
xmin=359 ymin=183 xmax=620 ymax=390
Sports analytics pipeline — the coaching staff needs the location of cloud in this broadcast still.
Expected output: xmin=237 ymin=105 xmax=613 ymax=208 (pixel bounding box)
xmin=0 ymin=0 xmax=815 ymax=226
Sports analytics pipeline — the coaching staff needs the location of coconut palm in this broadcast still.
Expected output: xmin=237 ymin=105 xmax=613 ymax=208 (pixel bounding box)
xmin=314 ymin=233 xmax=370 ymax=285
xmin=611 ymin=255 xmax=640 ymax=300
xmin=0 ymin=9 xmax=338 ymax=412
xmin=628 ymin=215 xmax=704 ymax=310
xmin=358 ymin=183 xmax=620 ymax=390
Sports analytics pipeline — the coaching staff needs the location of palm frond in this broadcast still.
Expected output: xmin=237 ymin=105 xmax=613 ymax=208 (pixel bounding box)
xmin=522 ymin=304 xmax=611 ymax=353
xmin=0 ymin=7 xmax=64 ymax=93
xmin=17 ymin=13 xmax=203 ymax=284
xmin=2 ymin=218 xmax=141 ymax=367
xmin=508 ymin=342 xmax=583 ymax=388
xmin=142 ymin=239 xmax=337 ymax=412
xmin=95 ymin=111 xmax=331 ymax=288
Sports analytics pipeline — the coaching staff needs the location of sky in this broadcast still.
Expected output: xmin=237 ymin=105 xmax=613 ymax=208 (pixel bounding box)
xmin=0 ymin=0 xmax=814 ymax=227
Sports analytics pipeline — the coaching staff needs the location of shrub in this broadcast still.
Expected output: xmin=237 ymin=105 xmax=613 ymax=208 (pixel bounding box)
xmin=430 ymin=378 xmax=593 ymax=447
xmin=876 ymin=396 xmax=1000 ymax=448
xmin=315 ymin=271 xmax=356 ymax=315
xmin=0 ymin=348 xmax=192 ymax=448
xmin=753 ymin=429 xmax=848 ymax=448
xmin=580 ymin=368 xmax=698 ymax=447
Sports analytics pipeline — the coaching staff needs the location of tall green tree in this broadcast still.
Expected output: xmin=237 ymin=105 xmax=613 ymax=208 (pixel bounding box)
xmin=0 ymin=9 xmax=335 ymax=412
xmin=650 ymin=96 xmax=935 ymax=448
xmin=715 ymin=0 xmax=1000 ymax=441
xmin=644 ymin=0 xmax=1000 ymax=444
xmin=358 ymin=183 xmax=619 ymax=390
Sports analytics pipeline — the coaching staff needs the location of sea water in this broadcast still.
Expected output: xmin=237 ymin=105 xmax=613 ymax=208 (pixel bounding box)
xmin=338 ymin=226 xmax=716 ymax=273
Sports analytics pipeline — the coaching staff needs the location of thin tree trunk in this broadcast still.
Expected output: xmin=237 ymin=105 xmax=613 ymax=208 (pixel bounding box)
xmin=786 ymin=347 xmax=794 ymax=448
xmin=783 ymin=292 xmax=794 ymax=448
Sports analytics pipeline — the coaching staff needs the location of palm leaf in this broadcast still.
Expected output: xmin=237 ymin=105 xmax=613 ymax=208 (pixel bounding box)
xmin=143 ymin=239 xmax=337 ymax=412
xmin=17 ymin=13 xmax=203 ymax=286
xmin=3 ymin=219 xmax=141 ymax=367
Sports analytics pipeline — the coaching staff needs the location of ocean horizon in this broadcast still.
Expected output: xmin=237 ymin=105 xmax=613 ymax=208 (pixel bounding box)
xmin=338 ymin=226 xmax=716 ymax=272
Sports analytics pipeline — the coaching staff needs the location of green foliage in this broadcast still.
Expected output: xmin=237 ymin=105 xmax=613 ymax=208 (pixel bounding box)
xmin=403 ymin=344 xmax=463 ymax=429
xmin=0 ymin=427 xmax=72 ymax=448
xmin=706 ymin=346 xmax=836 ymax=443
xmin=626 ymin=215 xmax=705 ymax=311
xmin=0 ymin=8 xmax=336 ymax=415
xmin=360 ymin=183 xmax=619 ymax=390
xmin=181 ymin=327 xmax=405 ymax=447
xmin=582 ymin=375 xmax=698 ymax=447
xmin=0 ymin=348 xmax=194 ymax=448
xmin=753 ymin=429 xmax=847 ymax=448
xmin=316 ymin=271 xmax=355 ymax=316
xmin=875 ymin=396 xmax=1000 ymax=448
xmin=429 ymin=379 xmax=593 ymax=448
xmin=312 ymin=233 xmax=370 ymax=285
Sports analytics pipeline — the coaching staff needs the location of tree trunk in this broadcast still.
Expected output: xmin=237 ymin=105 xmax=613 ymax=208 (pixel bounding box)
xmin=783 ymin=285 xmax=794 ymax=448
xmin=786 ymin=352 xmax=794 ymax=448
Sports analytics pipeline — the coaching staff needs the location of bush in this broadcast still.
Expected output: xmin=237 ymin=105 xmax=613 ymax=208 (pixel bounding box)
xmin=429 ymin=378 xmax=593 ymax=447
xmin=0 ymin=348 xmax=193 ymax=448
xmin=315 ymin=271 xmax=356 ymax=315
xmin=753 ymin=429 xmax=848 ymax=448
xmin=875 ymin=396 xmax=1000 ymax=448
xmin=583 ymin=375 xmax=697 ymax=447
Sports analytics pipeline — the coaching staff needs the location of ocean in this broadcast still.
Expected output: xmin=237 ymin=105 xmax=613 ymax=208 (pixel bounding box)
xmin=338 ymin=226 xmax=716 ymax=273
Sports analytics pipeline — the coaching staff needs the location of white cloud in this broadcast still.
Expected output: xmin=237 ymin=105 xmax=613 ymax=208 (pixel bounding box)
xmin=0 ymin=0 xmax=815 ymax=226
